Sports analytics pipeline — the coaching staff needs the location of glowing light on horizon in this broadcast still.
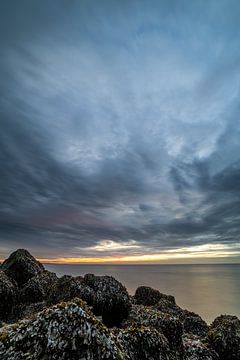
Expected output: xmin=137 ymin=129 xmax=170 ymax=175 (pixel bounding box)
xmin=35 ymin=243 xmax=240 ymax=264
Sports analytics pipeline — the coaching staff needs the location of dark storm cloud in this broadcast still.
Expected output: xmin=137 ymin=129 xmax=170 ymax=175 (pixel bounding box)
xmin=0 ymin=0 xmax=240 ymax=260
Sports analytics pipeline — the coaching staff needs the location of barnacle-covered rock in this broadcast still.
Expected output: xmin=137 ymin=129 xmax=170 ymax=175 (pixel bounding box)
xmin=208 ymin=315 xmax=240 ymax=360
xmin=134 ymin=285 xmax=207 ymax=337
xmin=84 ymin=274 xmax=131 ymax=327
xmin=156 ymin=297 xmax=179 ymax=313
xmin=16 ymin=301 xmax=46 ymax=321
xmin=183 ymin=334 xmax=219 ymax=360
xmin=47 ymin=274 xmax=95 ymax=305
xmin=134 ymin=286 xmax=175 ymax=306
xmin=156 ymin=298 xmax=208 ymax=337
xmin=115 ymin=326 xmax=170 ymax=360
xmin=181 ymin=310 xmax=208 ymax=337
xmin=1 ymin=249 xmax=44 ymax=286
xmin=19 ymin=270 xmax=58 ymax=304
xmin=123 ymin=305 xmax=184 ymax=359
xmin=0 ymin=271 xmax=17 ymax=321
xmin=0 ymin=299 xmax=125 ymax=360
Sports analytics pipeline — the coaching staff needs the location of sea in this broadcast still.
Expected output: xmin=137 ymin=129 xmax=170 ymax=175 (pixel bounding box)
xmin=44 ymin=263 xmax=240 ymax=324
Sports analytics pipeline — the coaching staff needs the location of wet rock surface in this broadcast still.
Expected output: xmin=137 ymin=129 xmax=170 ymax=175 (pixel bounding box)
xmin=0 ymin=249 xmax=239 ymax=360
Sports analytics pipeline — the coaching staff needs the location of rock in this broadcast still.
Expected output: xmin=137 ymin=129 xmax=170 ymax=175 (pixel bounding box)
xmin=183 ymin=334 xmax=219 ymax=360
xmin=1 ymin=249 xmax=44 ymax=286
xmin=123 ymin=304 xmax=184 ymax=359
xmin=115 ymin=326 xmax=170 ymax=360
xmin=208 ymin=315 xmax=240 ymax=360
xmin=156 ymin=299 xmax=208 ymax=337
xmin=19 ymin=270 xmax=58 ymax=304
xmin=0 ymin=299 xmax=124 ymax=360
xmin=0 ymin=271 xmax=17 ymax=321
xmin=156 ymin=297 xmax=179 ymax=313
xmin=134 ymin=286 xmax=207 ymax=337
xmin=84 ymin=274 xmax=131 ymax=327
xmin=181 ymin=311 xmax=208 ymax=337
xmin=15 ymin=301 xmax=46 ymax=321
xmin=134 ymin=286 xmax=175 ymax=306
xmin=47 ymin=274 xmax=95 ymax=305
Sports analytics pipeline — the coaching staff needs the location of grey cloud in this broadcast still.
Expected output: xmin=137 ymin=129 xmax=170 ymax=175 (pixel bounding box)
xmin=0 ymin=0 xmax=240 ymax=261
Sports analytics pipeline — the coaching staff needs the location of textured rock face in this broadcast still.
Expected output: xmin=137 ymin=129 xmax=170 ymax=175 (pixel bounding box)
xmin=48 ymin=275 xmax=95 ymax=306
xmin=208 ymin=315 xmax=240 ymax=360
xmin=182 ymin=311 xmax=208 ymax=337
xmin=84 ymin=274 xmax=131 ymax=327
xmin=123 ymin=305 xmax=184 ymax=359
xmin=19 ymin=270 xmax=58 ymax=304
xmin=145 ymin=286 xmax=208 ymax=337
xmin=0 ymin=299 xmax=124 ymax=360
xmin=134 ymin=285 xmax=208 ymax=338
xmin=1 ymin=249 xmax=44 ymax=286
xmin=0 ymin=271 xmax=17 ymax=321
xmin=183 ymin=335 xmax=219 ymax=360
xmin=134 ymin=286 xmax=175 ymax=306
xmin=116 ymin=326 xmax=170 ymax=360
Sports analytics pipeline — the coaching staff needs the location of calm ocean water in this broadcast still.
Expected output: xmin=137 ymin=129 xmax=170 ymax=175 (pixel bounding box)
xmin=45 ymin=263 xmax=240 ymax=324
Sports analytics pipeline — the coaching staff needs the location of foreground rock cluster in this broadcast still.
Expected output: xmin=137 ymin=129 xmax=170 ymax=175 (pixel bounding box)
xmin=0 ymin=249 xmax=239 ymax=359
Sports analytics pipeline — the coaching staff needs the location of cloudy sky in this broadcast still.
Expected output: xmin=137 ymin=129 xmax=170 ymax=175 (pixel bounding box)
xmin=0 ymin=0 xmax=240 ymax=263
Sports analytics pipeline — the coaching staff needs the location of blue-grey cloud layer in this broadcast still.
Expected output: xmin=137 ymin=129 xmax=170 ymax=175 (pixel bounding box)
xmin=0 ymin=0 xmax=240 ymax=260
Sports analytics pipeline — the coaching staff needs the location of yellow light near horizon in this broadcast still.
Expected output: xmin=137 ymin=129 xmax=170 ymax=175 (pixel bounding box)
xmin=37 ymin=244 xmax=240 ymax=264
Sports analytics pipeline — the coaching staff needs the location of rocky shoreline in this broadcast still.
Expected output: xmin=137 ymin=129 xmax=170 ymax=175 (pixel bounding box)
xmin=0 ymin=249 xmax=239 ymax=359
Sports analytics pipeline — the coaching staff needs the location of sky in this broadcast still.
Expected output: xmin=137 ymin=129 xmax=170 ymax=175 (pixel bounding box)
xmin=0 ymin=0 xmax=240 ymax=264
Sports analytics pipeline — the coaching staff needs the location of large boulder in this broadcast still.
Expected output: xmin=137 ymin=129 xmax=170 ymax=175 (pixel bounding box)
xmin=84 ymin=274 xmax=131 ymax=327
xmin=1 ymin=249 xmax=44 ymax=286
xmin=134 ymin=285 xmax=207 ymax=337
xmin=0 ymin=271 xmax=17 ymax=321
xmin=115 ymin=326 xmax=170 ymax=360
xmin=0 ymin=299 xmax=124 ymax=360
xmin=123 ymin=304 xmax=184 ymax=359
xmin=134 ymin=286 xmax=175 ymax=306
xmin=47 ymin=275 xmax=95 ymax=306
xmin=208 ymin=315 xmax=240 ymax=360
xmin=135 ymin=286 xmax=208 ymax=338
xmin=181 ymin=310 xmax=208 ymax=337
xmin=19 ymin=270 xmax=58 ymax=304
